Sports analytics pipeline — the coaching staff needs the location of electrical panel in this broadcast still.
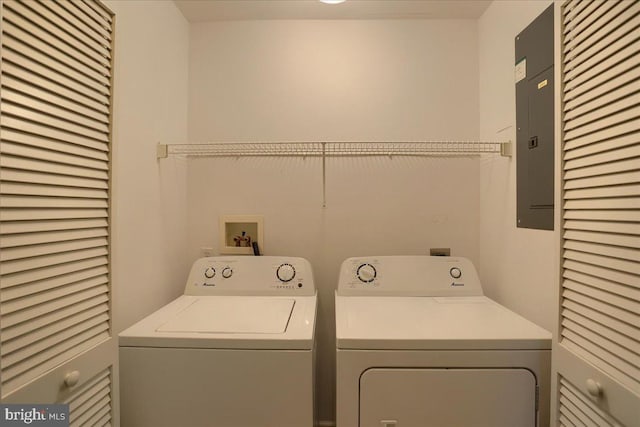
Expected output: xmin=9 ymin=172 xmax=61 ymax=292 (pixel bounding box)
xmin=515 ymin=5 xmax=554 ymax=230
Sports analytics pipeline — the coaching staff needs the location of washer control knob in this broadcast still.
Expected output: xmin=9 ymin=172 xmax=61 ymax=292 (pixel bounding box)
xmin=277 ymin=263 xmax=296 ymax=282
xmin=222 ymin=267 xmax=233 ymax=279
xmin=357 ymin=263 xmax=377 ymax=283
xmin=204 ymin=267 xmax=216 ymax=279
xmin=450 ymin=267 xmax=462 ymax=279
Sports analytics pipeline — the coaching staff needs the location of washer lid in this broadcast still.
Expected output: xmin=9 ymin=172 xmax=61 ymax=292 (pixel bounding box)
xmin=119 ymin=295 xmax=317 ymax=349
xmin=157 ymin=298 xmax=295 ymax=334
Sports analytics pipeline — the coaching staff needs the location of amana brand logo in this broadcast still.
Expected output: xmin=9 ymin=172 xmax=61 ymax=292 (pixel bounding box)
xmin=450 ymin=282 xmax=465 ymax=287
xmin=1 ymin=405 xmax=69 ymax=426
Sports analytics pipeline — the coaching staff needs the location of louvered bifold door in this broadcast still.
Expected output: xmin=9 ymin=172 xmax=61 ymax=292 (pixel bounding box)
xmin=557 ymin=0 xmax=640 ymax=426
xmin=0 ymin=0 xmax=115 ymax=420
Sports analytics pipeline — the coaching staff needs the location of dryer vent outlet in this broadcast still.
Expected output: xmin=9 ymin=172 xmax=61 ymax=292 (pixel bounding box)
xmin=430 ymin=248 xmax=451 ymax=256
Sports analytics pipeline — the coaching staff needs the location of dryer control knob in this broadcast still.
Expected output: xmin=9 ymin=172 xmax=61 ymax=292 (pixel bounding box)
xmin=450 ymin=267 xmax=462 ymax=279
xmin=357 ymin=263 xmax=376 ymax=283
xmin=277 ymin=263 xmax=296 ymax=282
xmin=222 ymin=267 xmax=233 ymax=279
xmin=204 ymin=267 xmax=216 ymax=279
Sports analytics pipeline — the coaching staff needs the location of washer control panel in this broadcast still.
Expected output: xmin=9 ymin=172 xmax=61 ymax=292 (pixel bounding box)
xmin=185 ymin=256 xmax=315 ymax=296
xmin=338 ymin=256 xmax=483 ymax=297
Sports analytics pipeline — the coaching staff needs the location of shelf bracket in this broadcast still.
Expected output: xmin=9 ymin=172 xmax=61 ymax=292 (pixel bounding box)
xmin=500 ymin=141 xmax=513 ymax=157
xmin=322 ymin=142 xmax=327 ymax=208
xmin=157 ymin=143 xmax=168 ymax=159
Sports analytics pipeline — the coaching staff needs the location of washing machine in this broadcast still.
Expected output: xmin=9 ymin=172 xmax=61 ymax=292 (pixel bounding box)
xmin=335 ymin=256 xmax=551 ymax=427
xmin=119 ymin=256 xmax=317 ymax=427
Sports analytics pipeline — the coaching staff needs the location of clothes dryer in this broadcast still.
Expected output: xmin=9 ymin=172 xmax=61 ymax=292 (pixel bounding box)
xmin=335 ymin=256 xmax=551 ymax=427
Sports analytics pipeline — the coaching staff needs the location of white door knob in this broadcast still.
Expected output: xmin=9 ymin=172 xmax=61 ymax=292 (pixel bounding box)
xmin=586 ymin=379 xmax=602 ymax=397
xmin=64 ymin=370 xmax=80 ymax=387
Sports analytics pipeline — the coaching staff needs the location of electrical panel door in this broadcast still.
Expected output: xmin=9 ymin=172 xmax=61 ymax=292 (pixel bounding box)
xmin=515 ymin=5 xmax=554 ymax=230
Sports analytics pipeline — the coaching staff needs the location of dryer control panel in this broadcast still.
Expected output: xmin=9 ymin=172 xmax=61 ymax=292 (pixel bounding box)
xmin=337 ymin=256 xmax=483 ymax=297
xmin=184 ymin=256 xmax=315 ymax=296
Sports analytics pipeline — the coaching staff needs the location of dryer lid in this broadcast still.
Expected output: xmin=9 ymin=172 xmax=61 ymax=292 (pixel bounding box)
xmin=335 ymin=295 xmax=551 ymax=350
xmin=157 ymin=297 xmax=295 ymax=334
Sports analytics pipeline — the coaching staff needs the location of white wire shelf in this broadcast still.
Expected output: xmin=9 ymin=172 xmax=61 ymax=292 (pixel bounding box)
xmin=157 ymin=141 xmax=512 ymax=207
xmin=157 ymin=141 xmax=512 ymax=159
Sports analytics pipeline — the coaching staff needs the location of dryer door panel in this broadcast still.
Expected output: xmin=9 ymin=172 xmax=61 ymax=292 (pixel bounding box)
xmin=360 ymin=368 xmax=537 ymax=427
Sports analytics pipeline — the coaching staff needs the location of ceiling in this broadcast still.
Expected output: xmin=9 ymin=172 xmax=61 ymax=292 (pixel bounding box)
xmin=174 ymin=1 xmax=493 ymax=22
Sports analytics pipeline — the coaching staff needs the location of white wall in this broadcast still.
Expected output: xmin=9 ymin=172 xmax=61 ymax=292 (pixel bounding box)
xmin=109 ymin=0 xmax=190 ymax=334
xmin=108 ymin=2 xmax=190 ymax=422
xmin=477 ymin=0 xmax=556 ymax=333
xmin=188 ymin=19 xmax=480 ymax=423
xmin=189 ymin=20 xmax=479 ymax=141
